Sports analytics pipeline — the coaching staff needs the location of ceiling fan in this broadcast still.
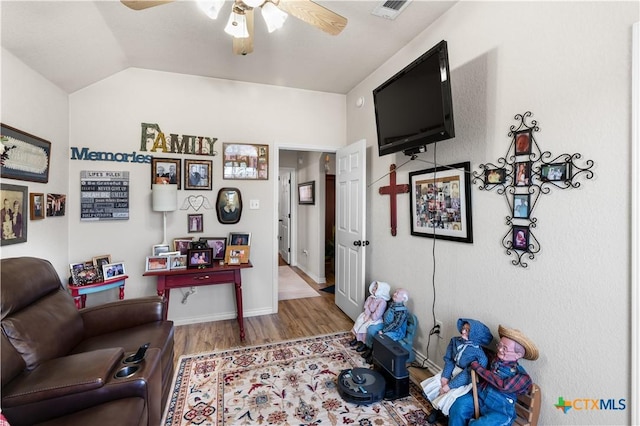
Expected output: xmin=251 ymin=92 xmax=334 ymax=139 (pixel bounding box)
xmin=121 ymin=0 xmax=347 ymax=56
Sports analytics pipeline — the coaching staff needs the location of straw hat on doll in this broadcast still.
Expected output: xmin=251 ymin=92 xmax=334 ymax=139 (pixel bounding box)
xmin=498 ymin=324 xmax=539 ymax=361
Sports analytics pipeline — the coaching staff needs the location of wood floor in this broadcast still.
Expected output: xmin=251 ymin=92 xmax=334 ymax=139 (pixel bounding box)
xmin=172 ymin=260 xmax=432 ymax=385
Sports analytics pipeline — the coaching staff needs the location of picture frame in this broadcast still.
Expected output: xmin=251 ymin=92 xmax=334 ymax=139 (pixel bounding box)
xmin=169 ymin=254 xmax=187 ymax=270
xmin=159 ymin=251 xmax=180 ymax=257
xmin=151 ymin=157 xmax=181 ymax=189
xmin=514 ymin=129 xmax=532 ymax=155
xmin=188 ymin=213 xmax=203 ymax=233
xmin=146 ymin=256 xmax=170 ymax=272
xmin=1 ymin=183 xmax=28 ymax=245
xmin=298 ymin=181 xmax=315 ymax=205
xmin=102 ymin=262 xmax=126 ymax=280
xmin=93 ymin=254 xmax=112 ymax=270
xmin=72 ymin=261 xmax=102 ymax=285
xmin=184 ymin=159 xmax=212 ymax=190
xmin=46 ymin=193 xmax=66 ymax=217
xmin=225 ymin=245 xmax=250 ymax=264
xmin=1 ymin=123 xmax=51 ymax=183
xmin=200 ymin=237 xmax=227 ymax=260
xmin=229 ymin=232 xmax=251 ymax=246
xmin=187 ymin=248 xmax=213 ymax=268
xmin=541 ymin=162 xmax=571 ymax=182
xmin=513 ymin=194 xmax=530 ymax=219
xmin=515 ymin=161 xmax=531 ymax=186
xmin=512 ymin=225 xmax=530 ymax=251
xmin=216 ymin=187 xmax=243 ymax=224
xmin=222 ymin=143 xmax=269 ymax=180
xmin=152 ymin=244 xmax=171 ymax=256
xmin=485 ymin=168 xmax=506 ymax=185
xmin=30 ymin=193 xmax=45 ymax=220
xmin=409 ymin=161 xmax=473 ymax=243
xmin=173 ymin=238 xmax=192 ymax=255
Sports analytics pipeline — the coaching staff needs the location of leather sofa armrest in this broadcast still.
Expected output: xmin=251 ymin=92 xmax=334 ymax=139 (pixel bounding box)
xmin=2 ymin=348 xmax=124 ymax=408
xmin=80 ymin=296 xmax=165 ymax=338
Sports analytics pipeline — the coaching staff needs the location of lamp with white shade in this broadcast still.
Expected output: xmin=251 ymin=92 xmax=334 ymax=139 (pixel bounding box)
xmin=152 ymin=183 xmax=178 ymax=245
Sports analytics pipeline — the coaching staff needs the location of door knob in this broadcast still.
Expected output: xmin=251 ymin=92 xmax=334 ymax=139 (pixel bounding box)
xmin=353 ymin=241 xmax=362 ymax=246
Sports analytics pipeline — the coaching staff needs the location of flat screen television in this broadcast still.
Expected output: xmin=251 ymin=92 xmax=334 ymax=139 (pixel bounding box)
xmin=373 ymin=40 xmax=455 ymax=157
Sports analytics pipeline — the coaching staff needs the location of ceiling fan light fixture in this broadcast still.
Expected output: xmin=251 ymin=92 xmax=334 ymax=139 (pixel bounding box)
xmin=243 ymin=0 xmax=265 ymax=8
xmin=261 ymin=1 xmax=287 ymax=33
xmin=224 ymin=10 xmax=250 ymax=38
xmin=196 ymin=0 xmax=225 ymax=19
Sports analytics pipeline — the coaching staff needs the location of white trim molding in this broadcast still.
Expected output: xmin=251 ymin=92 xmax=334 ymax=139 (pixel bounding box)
xmin=631 ymin=21 xmax=639 ymax=426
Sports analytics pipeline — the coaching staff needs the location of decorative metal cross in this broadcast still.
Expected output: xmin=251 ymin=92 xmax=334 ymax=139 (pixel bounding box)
xmin=472 ymin=111 xmax=594 ymax=267
xmin=378 ymin=164 xmax=410 ymax=236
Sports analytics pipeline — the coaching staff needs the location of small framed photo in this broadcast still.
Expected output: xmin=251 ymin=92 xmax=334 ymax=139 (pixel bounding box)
xmin=541 ymin=163 xmax=571 ymax=182
xmin=229 ymin=232 xmax=251 ymax=246
xmin=188 ymin=214 xmax=203 ymax=233
xmin=225 ymin=245 xmax=250 ymax=264
xmin=298 ymin=181 xmax=315 ymax=205
xmin=513 ymin=194 xmax=530 ymax=219
xmin=515 ymin=162 xmax=531 ymax=186
xmin=46 ymin=193 xmax=66 ymax=217
xmin=71 ymin=261 xmax=102 ymax=285
xmin=200 ymin=237 xmax=227 ymax=260
xmin=1 ymin=183 xmax=28 ymax=245
xmin=187 ymin=248 xmax=213 ymax=268
xmin=151 ymin=157 xmax=181 ymax=189
xmin=159 ymin=251 xmax=180 ymax=257
xmin=173 ymin=238 xmax=192 ymax=255
xmin=69 ymin=262 xmax=86 ymax=285
xmin=185 ymin=159 xmax=212 ymax=190
xmin=485 ymin=168 xmax=506 ymax=185
xmin=169 ymin=254 xmax=187 ymax=270
xmin=146 ymin=256 xmax=170 ymax=272
xmin=30 ymin=193 xmax=45 ymax=220
xmin=514 ymin=129 xmax=532 ymax=155
xmin=152 ymin=244 xmax=171 ymax=256
xmin=512 ymin=226 xmax=530 ymax=251
xmin=93 ymin=255 xmax=112 ymax=270
xmin=216 ymin=187 xmax=243 ymax=224
xmin=102 ymin=262 xmax=126 ymax=280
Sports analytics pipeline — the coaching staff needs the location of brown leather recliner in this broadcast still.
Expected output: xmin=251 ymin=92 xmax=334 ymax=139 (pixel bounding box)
xmin=1 ymin=257 xmax=175 ymax=426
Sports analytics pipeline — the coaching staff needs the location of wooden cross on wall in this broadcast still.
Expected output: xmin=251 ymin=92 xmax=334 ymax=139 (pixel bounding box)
xmin=378 ymin=164 xmax=410 ymax=236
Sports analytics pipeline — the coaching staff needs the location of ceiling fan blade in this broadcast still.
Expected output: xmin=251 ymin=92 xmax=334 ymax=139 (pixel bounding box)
xmin=233 ymin=9 xmax=254 ymax=56
xmin=120 ymin=1 xmax=174 ymax=11
xmin=277 ymin=0 xmax=347 ymax=36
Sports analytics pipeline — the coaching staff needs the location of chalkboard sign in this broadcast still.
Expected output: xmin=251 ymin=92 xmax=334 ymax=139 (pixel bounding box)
xmin=80 ymin=171 xmax=129 ymax=221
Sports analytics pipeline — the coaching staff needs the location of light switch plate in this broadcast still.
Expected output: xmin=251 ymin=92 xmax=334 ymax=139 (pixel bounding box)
xmin=249 ymin=199 xmax=259 ymax=209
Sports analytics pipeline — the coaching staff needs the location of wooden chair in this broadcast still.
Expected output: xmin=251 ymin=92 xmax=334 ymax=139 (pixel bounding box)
xmin=471 ymin=369 xmax=541 ymax=426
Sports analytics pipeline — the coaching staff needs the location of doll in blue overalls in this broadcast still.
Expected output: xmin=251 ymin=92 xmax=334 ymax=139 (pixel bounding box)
xmin=360 ymin=288 xmax=409 ymax=363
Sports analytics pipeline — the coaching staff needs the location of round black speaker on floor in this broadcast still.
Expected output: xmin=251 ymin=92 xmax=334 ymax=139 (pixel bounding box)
xmin=337 ymin=367 xmax=386 ymax=405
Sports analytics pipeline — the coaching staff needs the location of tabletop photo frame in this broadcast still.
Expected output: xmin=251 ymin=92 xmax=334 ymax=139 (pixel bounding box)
xmin=409 ymin=161 xmax=473 ymax=243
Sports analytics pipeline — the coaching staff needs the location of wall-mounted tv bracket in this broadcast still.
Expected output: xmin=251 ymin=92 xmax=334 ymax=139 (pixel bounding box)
xmin=472 ymin=111 xmax=594 ymax=267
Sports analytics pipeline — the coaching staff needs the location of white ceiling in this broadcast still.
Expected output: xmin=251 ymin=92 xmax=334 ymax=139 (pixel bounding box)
xmin=1 ymin=0 xmax=456 ymax=94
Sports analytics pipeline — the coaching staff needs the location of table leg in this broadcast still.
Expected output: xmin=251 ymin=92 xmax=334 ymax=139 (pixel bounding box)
xmin=119 ymin=284 xmax=125 ymax=300
xmin=80 ymin=294 xmax=87 ymax=309
xmin=73 ymin=296 xmax=82 ymax=309
xmin=234 ymin=270 xmax=245 ymax=341
xmin=156 ymin=276 xmax=169 ymax=320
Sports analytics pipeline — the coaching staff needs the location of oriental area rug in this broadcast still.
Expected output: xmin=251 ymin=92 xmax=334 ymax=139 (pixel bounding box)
xmin=162 ymin=331 xmax=433 ymax=425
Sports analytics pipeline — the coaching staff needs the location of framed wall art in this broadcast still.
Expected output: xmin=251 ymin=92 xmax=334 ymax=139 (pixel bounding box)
xmin=46 ymin=193 xmax=66 ymax=217
xmin=151 ymin=157 xmax=180 ymax=188
xmin=298 ymin=181 xmax=315 ymax=205
xmin=30 ymin=193 xmax=45 ymax=220
xmin=188 ymin=213 xmax=203 ymax=233
xmin=1 ymin=123 xmax=51 ymax=183
xmin=184 ymin=159 xmax=212 ymax=190
xmin=514 ymin=129 xmax=532 ymax=155
xmin=512 ymin=225 xmax=530 ymax=251
xmin=216 ymin=187 xmax=242 ymax=224
xmin=222 ymin=143 xmax=269 ymax=180
xmin=513 ymin=194 xmax=530 ymax=219
xmin=1 ymin=183 xmax=28 ymax=245
xmin=409 ymin=161 xmax=473 ymax=243
xmin=541 ymin=163 xmax=571 ymax=182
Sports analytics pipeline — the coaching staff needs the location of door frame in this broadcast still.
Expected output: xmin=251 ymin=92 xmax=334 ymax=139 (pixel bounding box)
xmin=272 ymin=144 xmax=337 ymax=313
xmin=278 ymin=167 xmax=296 ymax=265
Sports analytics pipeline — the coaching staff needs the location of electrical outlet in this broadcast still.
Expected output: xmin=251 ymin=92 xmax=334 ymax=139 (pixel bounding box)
xmin=435 ymin=320 xmax=443 ymax=339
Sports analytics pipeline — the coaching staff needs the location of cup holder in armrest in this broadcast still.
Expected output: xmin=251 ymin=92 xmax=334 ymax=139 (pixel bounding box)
xmin=114 ymin=365 xmax=139 ymax=379
xmin=123 ymin=353 xmax=143 ymax=364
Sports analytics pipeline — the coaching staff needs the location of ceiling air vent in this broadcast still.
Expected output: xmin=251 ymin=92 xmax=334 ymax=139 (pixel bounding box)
xmin=371 ymin=0 xmax=412 ymax=20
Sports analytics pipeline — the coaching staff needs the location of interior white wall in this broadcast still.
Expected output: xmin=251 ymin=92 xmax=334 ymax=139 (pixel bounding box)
xmin=347 ymin=2 xmax=637 ymax=425
xmin=0 ymin=48 xmax=70 ymax=278
xmin=62 ymin=68 xmax=346 ymax=323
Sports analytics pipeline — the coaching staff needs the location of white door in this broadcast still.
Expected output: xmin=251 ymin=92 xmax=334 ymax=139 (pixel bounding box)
xmin=335 ymin=139 xmax=367 ymax=320
xmin=278 ymin=170 xmax=292 ymax=264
